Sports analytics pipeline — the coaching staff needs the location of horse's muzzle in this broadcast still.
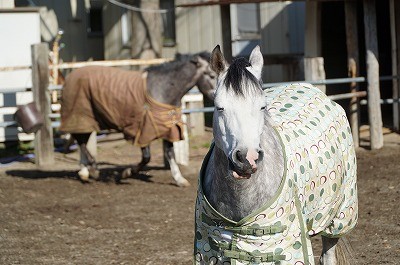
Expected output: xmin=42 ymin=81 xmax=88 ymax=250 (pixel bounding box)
xmin=229 ymin=148 xmax=263 ymax=179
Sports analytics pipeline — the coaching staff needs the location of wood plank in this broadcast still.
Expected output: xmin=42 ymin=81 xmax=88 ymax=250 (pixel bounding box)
xmin=345 ymin=1 xmax=360 ymax=147
xmin=305 ymin=2 xmax=321 ymax=57
xmin=363 ymin=0 xmax=383 ymax=149
xmin=31 ymin=43 xmax=54 ymax=166
xmin=220 ymin=4 xmax=232 ymax=62
xmin=303 ymin=57 xmax=326 ymax=93
xmin=178 ymin=0 xmax=341 ymax=8
xmin=262 ymin=54 xmax=303 ymax=65
xmin=396 ymin=1 xmax=400 ymax=132
xmin=53 ymin=58 xmax=172 ymax=70
xmin=391 ymin=0 xmax=400 ymax=131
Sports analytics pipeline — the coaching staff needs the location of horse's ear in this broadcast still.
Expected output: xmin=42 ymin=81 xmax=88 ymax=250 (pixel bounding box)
xmin=248 ymin=45 xmax=263 ymax=80
xmin=210 ymin=45 xmax=227 ymax=75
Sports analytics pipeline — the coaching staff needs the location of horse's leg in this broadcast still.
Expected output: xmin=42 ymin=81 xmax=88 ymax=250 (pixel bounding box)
xmin=138 ymin=145 xmax=151 ymax=170
xmin=320 ymin=236 xmax=339 ymax=265
xmin=121 ymin=145 xmax=151 ymax=180
xmin=62 ymin=133 xmax=74 ymax=153
xmin=163 ymin=140 xmax=190 ymax=187
xmin=73 ymin=133 xmax=99 ymax=181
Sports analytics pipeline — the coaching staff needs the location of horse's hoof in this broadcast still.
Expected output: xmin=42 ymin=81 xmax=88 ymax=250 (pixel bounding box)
xmin=78 ymin=167 xmax=90 ymax=182
xmin=132 ymin=165 xmax=141 ymax=174
xmin=176 ymin=178 xmax=191 ymax=187
xmin=122 ymin=168 xmax=132 ymax=179
xmin=88 ymin=166 xmax=100 ymax=180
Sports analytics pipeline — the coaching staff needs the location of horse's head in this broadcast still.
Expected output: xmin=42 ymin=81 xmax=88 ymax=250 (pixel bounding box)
xmin=176 ymin=52 xmax=216 ymax=101
xmin=211 ymin=45 xmax=266 ymax=179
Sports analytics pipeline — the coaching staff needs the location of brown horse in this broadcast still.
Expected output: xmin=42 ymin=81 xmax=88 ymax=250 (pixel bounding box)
xmin=60 ymin=53 xmax=215 ymax=186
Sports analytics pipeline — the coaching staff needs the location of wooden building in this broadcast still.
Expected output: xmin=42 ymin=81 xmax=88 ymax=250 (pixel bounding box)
xmin=2 ymin=0 xmax=399 ymax=150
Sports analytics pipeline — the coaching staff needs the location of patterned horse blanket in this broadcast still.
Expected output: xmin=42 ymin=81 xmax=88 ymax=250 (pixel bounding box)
xmin=60 ymin=66 xmax=184 ymax=147
xmin=194 ymin=83 xmax=358 ymax=265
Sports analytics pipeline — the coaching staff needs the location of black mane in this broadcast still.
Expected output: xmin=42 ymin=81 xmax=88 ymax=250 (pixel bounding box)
xmin=145 ymin=59 xmax=188 ymax=74
xmin=145 ymin=51 xmax=210 ymax=74
xmin=224 ymin=57 xmax=261 ymax=96
xmin=175 ymin=51 xmax=211 ymax=62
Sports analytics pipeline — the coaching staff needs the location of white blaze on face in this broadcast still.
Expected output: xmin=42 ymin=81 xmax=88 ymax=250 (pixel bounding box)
xmin=213 ymin=82 xmax=266 ymax=169
xmin=211 ymin=45 xmax=266 ymax=179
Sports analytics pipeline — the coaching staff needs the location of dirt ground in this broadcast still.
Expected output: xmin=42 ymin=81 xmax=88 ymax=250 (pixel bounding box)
xmin=0 ymin=127 xmax=399 ymax=265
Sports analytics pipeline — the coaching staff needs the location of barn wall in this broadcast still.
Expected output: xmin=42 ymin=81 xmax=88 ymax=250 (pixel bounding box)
xmin=103 ymin=2 xmax=127 ymax=60
xmin=0 ymin=10 xmax=41 ymax=142
xmin=25 ymin=0 xmax=104 ymax=63
xmin=259 ymin=1 xmax=305 ymax=82
xmin=170 ymin=0 xmax=222 ymax=57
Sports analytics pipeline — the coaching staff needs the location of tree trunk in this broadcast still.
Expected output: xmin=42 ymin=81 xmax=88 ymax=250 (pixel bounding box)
xmin=125 ymin=0 xmax=162 ymax=64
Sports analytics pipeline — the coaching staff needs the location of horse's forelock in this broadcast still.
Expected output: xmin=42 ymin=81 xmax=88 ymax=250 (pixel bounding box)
xmin=223 ymin=57 xmax=262 ymax=96
xmin=147 ymin=51 xmax=211 ymax=74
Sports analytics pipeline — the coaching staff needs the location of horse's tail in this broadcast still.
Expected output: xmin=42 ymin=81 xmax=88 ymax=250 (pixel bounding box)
xmin=335 ymin=237 xmax=356 ymax=265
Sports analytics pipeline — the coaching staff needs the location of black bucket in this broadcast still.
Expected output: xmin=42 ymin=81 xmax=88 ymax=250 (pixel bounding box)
xmin=14 ymin=102 xmax=44 ymax=133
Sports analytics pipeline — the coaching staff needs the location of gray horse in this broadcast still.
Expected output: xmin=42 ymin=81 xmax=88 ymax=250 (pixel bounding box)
xmin=60 ymin=53 xmax=215 ymax=186
xmin=194 ymin=46 xmax=358 ymax=264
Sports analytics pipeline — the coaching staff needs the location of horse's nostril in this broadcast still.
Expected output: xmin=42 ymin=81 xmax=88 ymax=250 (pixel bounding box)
xmin=235 ymin=150 xmax=244 ymax=163
xmin=258 ymin=149 xmax=264 ymax=161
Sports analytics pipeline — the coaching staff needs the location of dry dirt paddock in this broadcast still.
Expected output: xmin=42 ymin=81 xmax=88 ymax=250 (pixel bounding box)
xmin=0 ymin=128 xmax=399 ymax=264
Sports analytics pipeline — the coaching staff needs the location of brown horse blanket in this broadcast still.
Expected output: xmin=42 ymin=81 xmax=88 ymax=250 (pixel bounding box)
xmin=60 ymin=66 xmax=184 ymax=147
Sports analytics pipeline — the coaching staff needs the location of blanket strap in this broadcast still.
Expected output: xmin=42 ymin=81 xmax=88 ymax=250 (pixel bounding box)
xmin=224 ymin=250 xmax=286 ymax=264
xmin=145 ymin=90 xmax=183 ymax=128
xmin=224 ymin=224 xmax=287 ymax=236
xmin=208 ymin=237 xmax=286 ymax=264
xmin=201 ymin=212 xmax=287 ymax=236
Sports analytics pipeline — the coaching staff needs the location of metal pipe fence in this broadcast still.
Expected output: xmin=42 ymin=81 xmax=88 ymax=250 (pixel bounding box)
xmin=1 ymin=75 xmax=398 ymax=129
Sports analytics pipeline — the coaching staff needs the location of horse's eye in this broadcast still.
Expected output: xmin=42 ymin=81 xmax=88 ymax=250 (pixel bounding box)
xmin=261 ymin=106 xmax=266 ymax=111
xmin=217 ymin=107 xmax=224 ymax=112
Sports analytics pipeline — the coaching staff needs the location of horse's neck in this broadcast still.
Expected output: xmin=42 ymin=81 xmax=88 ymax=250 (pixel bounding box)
xmin=146 ymin=64 xmax=197 ymax=106
xmin=204 ymin=116 xmax=284 ymax=222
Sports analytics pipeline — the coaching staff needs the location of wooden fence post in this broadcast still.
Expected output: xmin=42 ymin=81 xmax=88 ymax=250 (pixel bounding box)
xmin=363 ymin=0 xmax=383 ymax=149
xmin=220 ymin=4 xmax=232 ymax=62
xmin=396 ymin=1 xmax=400 ymax=132
xmin=345 ymin=1 xmax=360 ymax=148
xmin=303 ymin=57 xmax=326 ymax=93
xmin=31 ymin=43 xmax=54 ymax=166
xmin=390 ymin=0 xmax=400 ymax=131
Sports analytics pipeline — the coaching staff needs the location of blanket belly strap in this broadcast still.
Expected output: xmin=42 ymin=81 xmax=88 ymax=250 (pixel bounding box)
xmin=208 ymin=237 xmax=286 ymax=264
xmin=223 ymin=250 xmax=286 ymax=264
xmin=201 ymin=213 xmax=287 ymax=236
xmin=225 ymin=224 xmax=287 ymax=236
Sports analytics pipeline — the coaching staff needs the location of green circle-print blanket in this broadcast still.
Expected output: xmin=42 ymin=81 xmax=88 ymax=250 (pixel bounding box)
xmin=194 ymin=83 xmax=358 ymax=265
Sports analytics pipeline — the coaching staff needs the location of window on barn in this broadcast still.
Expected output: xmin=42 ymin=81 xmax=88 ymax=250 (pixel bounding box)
xmin=160 ymin=0 xmax=176 ymax=47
